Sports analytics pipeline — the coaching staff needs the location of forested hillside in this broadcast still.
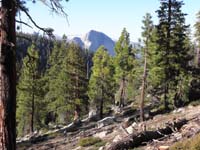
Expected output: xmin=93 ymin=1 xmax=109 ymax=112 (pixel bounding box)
xmin=12 ymin=0 xmax=200 ymax=149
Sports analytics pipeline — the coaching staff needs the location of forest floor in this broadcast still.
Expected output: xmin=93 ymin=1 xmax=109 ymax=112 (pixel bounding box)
xmin=17 ymin=104 xmax=200 ymax=150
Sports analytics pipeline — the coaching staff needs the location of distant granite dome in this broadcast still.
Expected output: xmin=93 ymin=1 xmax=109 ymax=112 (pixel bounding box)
xmin=71 ymin=30 xmax=115 ymax=55
xmin=72 ymin=37 xmax=84 ymax=48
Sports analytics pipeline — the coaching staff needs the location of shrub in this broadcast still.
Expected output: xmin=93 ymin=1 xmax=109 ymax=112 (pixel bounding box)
xmin=78 ymin=137 xmax=102 ymax=147
xmin=189 ymin=100 xmax=200 ymax=107
xmin=94 ymin=141 xmax=106 ymax=147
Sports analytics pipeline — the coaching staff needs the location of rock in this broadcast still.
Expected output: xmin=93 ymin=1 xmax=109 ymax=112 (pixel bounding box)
xmin=113 ymin=135 xmax=123 ymax=143
xmin=173 ymin=132 xmax=182 ymax=140
xmin=158 ymin=146 xmax=169 ymax=150
xmin=94 ymin=131 xmax=108 ymax=138
xmin=125 ymin=122 xmax=137 ymax=134
xmin=99 ymin=146 xmax=104 ymax=150
xmin=153 ymin=114 xmax=162 ymax=120
xmin=126 ymin=126 xmax=134 ymax=134
xmin=88 ymin=108 xmax=100 ymax=121
xmin=173 ymin=108 xmax=185 ymax=114
xmin=97 ymin=116 xmax=116 ymax=128
xmin=111 ymin=105 xmax=121 ymax=114
xmin=89 ymin=108 xmax=97 ymax=118
xmin=177 ymin=108 xmax=185 ymax=113
xmin=74 ymin=146 xmax=82 ymax=150
xmin=188 ymin=105 xmax=194 ymax=109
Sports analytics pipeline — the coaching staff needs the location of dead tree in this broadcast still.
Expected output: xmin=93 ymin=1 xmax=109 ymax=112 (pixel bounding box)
xmin=108 ymin=118 xmax=187 ymax=150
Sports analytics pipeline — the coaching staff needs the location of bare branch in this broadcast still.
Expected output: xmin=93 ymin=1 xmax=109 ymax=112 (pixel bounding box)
xmin=17 ymin=3 xmax=54 ymax=36
xmin=16 ymin=20 xmax=33 ymax=29
xmin=39 ymin=0 xmax=68 ymax=16
xmin=39 ymin=0 xmax=69 ymax=26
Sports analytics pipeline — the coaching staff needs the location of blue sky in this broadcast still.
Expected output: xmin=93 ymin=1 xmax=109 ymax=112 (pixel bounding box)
xmin=21 ymin=0 xmax=200 ymax=42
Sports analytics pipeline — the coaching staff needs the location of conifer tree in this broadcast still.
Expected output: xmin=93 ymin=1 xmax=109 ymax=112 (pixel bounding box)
xmin=44 ymin=39 xmax=68 ymax=123
xmin=140 ymin=13 xmax=154 ymax=121
xmin=114 ymin=28 xmax=135 ymax=107
xmin=45 ymin=42 xmax=88 ymax=123
xmin=64 ymin=43 xmax=88 ymax=121
xmin=88 ymin=46 xmax=115 ymax=119
xmin=154 ymin=0 xmax=192 ymax=109
xmin=189 ymin=10 xmax=200 ymax=101
xmin=17 ymin=44 xmax=43 ymax=136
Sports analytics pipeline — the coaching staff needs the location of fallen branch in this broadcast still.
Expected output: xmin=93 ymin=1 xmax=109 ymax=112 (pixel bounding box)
xmin=107 ymin=118 xmax=188 ymax=150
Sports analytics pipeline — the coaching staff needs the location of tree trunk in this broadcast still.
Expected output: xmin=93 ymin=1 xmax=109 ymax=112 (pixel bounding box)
xmin=31 ymin=93 xmax=35 ymax=133
xmin=119 ymin=77 xmax=125 ymax=108
xmin=0 ymin=0 xmax=16 ymax=149
xmin=99 ymin=85 xmax=104 ymax=119
xmin=140 ymin=47 xmax=147 ymax=122
xmin=163 ymin=0 xmax=171 ymax=111
xmin=74 ymin=72 xmax=80 ymax=121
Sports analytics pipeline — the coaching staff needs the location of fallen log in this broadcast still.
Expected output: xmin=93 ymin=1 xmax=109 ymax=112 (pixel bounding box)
xmin=107 ymin=118 xmax=188 ymax=150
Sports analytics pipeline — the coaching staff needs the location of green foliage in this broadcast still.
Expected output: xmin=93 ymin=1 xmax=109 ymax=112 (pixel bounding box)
xmin=88 ymin=46 xmax=115 ymax=117
xmin=17 ymin=44 xmax=44 ymax=136
xmin=152 ymin=0 xmax=192 ymax=109
xmin=94 ymin=140 xmax=106 ymax=147
xmin=114 ymin=28 xmax=135 ymax=79
xmin=78 ymin=137 xmax=102 ymax=147
xmin=45 ymin=41 xmax=88 ymax=123
xmin=114 ymin=28 xmax=136 ymax=106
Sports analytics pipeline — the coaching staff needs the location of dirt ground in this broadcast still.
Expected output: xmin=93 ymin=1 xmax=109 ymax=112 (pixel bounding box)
xmin=17 ymin=104 xmax=200 ymax=150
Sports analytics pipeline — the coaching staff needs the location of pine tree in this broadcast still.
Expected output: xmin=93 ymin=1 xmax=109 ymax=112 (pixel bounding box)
xmin=154 ymin=0 xmax=192 ymax=109
xmin=140 ymin=13 xmax=154 ymax=121
xmin=45 ymin=39 xmax=69 ymax=123
xmin=64 ymin=43 xmax=88 ymax=122
xmin=114 ymin=28 xmax=135 ymax=107
xmin=88 ymin=46 xmax=115 ymax=119
xmin=45 ymin=42 xmax=88 ymax=123
xmin=17 ymin=44 xmax=43 ymax=136
xmin=188 ymin=11 xmax=200 ymax=101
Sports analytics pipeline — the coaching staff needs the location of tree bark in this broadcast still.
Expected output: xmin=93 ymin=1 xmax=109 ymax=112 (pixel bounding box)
xmin=119 ymin=77 xmax=125 ymax=108
xmin=99 ymin=85 xmax=104 ymax=119
xmin=0 ymin=0 xmax=16 ymax=149
xmin=140 ymin=46 xmax=147 ymax=122
xmin=31 ymin=93 xmax=35 ymax=133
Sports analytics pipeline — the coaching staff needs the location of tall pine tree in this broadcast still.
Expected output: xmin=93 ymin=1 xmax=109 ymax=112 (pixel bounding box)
xmin=154 ymin=0 xmax=192 ymax=109
xmin=17 ymin=44 xmax=43 ymax=136
xmin=88 ymin=46 xmax=115 ymax=119
xmin=114 ymin=28 xmax=135 ymax=107
xmin=140 ymin=13 xmax=154 ymax=121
